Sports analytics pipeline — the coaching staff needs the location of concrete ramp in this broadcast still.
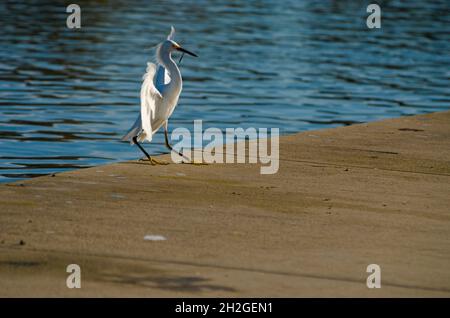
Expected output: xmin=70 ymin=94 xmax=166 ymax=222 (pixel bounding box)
xmin=1 ymin=111 xmax=449 ymax=297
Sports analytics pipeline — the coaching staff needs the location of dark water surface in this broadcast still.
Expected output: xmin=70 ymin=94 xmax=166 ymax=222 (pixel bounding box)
xmin=0 ymin=0 xmax=449 ymax=182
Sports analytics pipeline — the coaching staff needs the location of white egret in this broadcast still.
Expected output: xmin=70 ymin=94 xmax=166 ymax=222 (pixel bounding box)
xmin=122 ymin=26 xmax=197 ymax=164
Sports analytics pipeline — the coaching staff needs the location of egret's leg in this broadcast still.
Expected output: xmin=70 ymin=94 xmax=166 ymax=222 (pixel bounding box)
xmin=133 ymin=136 xmax=152 ymax=161
xmin=133 ymin=136 xmax=168 ymax=165
xmin=164 ymin=122 xmax=190 ymax=162
xmin=164 ymin=123 xmax=207 ymax=165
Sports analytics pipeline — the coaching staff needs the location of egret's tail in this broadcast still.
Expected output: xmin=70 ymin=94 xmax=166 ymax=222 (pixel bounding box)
xmin=121 ymin=116 xmax=143 ymax=144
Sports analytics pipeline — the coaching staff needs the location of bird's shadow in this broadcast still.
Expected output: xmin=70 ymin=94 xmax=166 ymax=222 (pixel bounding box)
xmin=101 ymin=272 xmax=236 ymax=293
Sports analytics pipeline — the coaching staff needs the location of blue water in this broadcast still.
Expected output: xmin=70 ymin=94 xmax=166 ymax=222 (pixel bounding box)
xmin=0 ymin=0 xmax=449 ymax=182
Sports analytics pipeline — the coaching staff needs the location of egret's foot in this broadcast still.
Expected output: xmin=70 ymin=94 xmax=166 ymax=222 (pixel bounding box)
xmin=173 ymin=151 xmax=207 ymax=165
xmin=138 ymin=157 xmax=169 ymax=165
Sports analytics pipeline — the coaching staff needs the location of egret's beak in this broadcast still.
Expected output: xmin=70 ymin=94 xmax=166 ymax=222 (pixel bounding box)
xmin=176 ymin=47 xmax=198 ymax=57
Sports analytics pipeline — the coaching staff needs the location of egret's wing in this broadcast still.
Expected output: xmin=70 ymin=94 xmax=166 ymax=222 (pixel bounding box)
xmin=167 ymin=26 xmax=175 ymax=40
xmin=140 ymin=62 xmax=162 ymax=142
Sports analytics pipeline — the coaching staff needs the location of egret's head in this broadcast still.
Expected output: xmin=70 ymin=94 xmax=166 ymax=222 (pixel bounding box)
xmin=155 ymin=27 xmax=198 ymax=63
xmin=164 ymin=40 xmax=198 ymax=57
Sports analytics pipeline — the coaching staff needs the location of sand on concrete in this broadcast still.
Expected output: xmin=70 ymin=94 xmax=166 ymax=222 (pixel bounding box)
xmin=0 ymin=111 xmax=449 ymax=297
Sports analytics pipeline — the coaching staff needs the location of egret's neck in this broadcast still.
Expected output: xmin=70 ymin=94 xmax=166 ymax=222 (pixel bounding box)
xmin=161 ymin=52 xmax=182 ymax=92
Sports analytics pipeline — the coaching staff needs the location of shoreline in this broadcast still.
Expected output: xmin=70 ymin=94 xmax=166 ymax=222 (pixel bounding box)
xmin=1 ymin=113 xmax=433 ymax=186
xmin=0 ymin=111 xmax=439 ymax=185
